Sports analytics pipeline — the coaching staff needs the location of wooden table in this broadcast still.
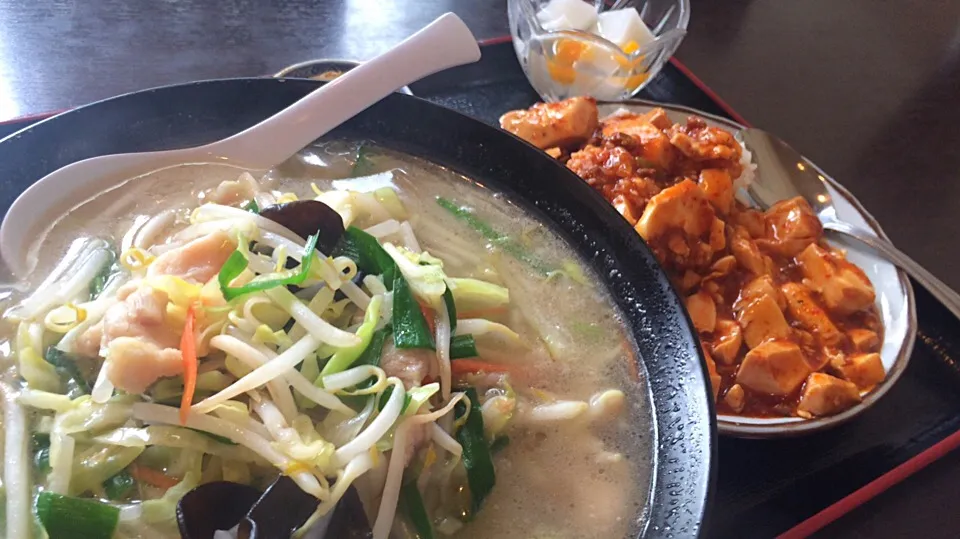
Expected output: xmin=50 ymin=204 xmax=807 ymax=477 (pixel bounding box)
xmin=2 ymin=0 xmax=959 ymax=536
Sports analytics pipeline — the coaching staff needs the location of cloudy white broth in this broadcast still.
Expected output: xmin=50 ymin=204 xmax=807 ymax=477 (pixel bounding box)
xmin=0 ymin=141 xmax=654 ymax=539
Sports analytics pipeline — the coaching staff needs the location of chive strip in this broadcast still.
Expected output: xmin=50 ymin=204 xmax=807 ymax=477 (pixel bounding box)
xmin=35 ymin=447 xmax=51 ymax=473
xmin=102 ymin=471 xmax=135 ymax=500
xmin=436 ymin=197 xmax=550 ymax=274
xmin=400 ymin=480 xmax=435 ymax=539
xmin=351 ymin=145 xmax=375 ymax=176
xmin=36 ymin=491 xmax=120 ymax=539
xmin=186 ymin=427 xmax=237 ymax=446
xmin=443 ymin=287 xmax=457 ymax=334
xmin=392 ymin=272 xmax=434 ymax=350
xmin=455 ymin=387 xmax=495 ymax=517
xmin=334 ymin=226 xmax=396 ymax=289
xmin=44 ymin=346 xmax=90 ymax=397
xmin=489 ymin=435 xmax=510 ymax=455
xmin=378 ymin=386 xmax=413 ymax=413
xmin=89 ymin=248 xmax=118 ymax=300
xmin=218 ymin=233 xmax=318 ymax=300
xmin=449 ymin=334 xmax=478 ymax=359
xmin=32 ymin=434 xmax=51 ymax=472
xmin=243 ymin=199 xmax=260 ymax=214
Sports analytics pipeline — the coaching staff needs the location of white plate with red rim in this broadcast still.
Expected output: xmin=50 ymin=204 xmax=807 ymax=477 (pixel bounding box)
xmin=597 ymin=100 xmax=917 ymax=437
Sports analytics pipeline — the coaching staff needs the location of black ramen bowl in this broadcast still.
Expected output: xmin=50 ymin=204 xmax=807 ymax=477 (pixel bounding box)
xmin=0 ymin=78 xmax=717 ymax=537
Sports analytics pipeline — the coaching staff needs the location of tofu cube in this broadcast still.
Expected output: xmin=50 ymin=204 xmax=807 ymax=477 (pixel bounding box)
xmin=797 ymin=373 xmax=861 ymax=417
xmin=832 ymin=352 xmax=886 ymax=389
xmin=702 ymin=345 xmax=721 ymax=401
xmin=736 ymin=340 xmax=811 ymax=396
xmin=847 ymin=329 xmax=880 ymax=352
xmin=710 ymin=319 xmax=743 ymax=365
xmin=798 ymin=244 xmax=876 ymax=315
xmin=686 ymin=290 xmax=717 ymax=333
xmin=736 ymin=294 xmax=791 ymax=349
xmin=781 ymin=282 xmax=843 ymax=346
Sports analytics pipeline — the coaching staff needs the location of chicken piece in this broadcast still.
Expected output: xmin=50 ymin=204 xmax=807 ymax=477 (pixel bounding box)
xmin=710 ymin=319 xmax=743 ymax=365
xmin=797 ymin=373 xmax=861 ymax=417
xmin=702 ymin=345 xmax=721 ymax=401
xmin=635 ymin=180 xmax=718 ymax=270
xmin=600 ymin=113 xmax=677 ymax=170
xmin=729 ymin=227 xmax=767 ymax=276
xmin=74 ymin=323 xmax=104 ymax=358
xmin=781 ymin=283 xmax=843 ymax=346
xmin=736 ymin=340 xmax=810 ymax=396
xmin=848 ymin=328 xmax=880 ymax=352
xmin=380 ymin=338 xmax=431 ymax=390
xmin=734 ymin=276 xmax=791 ymax=349
xmin=723 ymin=384 xmax=745 ymax=413
xmin=105 ymin=337 xmax=183 ymax=394
xmin=698 ymin=169 xmax=734 ymax=214
xmin=686 ymin=290 xmax=717 ymax=333
xmin=797 ymin=244 xmax=876 ymax=315
xmin=148 ymin=230 xmax=237 ymax=284
xmin=84 ymin=285 xmax=186 ymax=393
xmin=831 ymin=352 xmax=885 ymax=389
xmin=738 ymin=275 xmax=785 ymax=311
xmin=756 ymin=197 xmax=823 ymax=257
xmin=100 ymin=286 xmax=180 ymax=349
xmin=499 ymin=97 xmax=599 ymax=149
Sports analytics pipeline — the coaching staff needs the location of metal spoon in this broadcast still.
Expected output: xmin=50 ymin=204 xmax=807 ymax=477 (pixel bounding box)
xmin=0 ymin=13 xmax=480 ymax=278
xmin=739 ymin=128 xmax=960 ymax=321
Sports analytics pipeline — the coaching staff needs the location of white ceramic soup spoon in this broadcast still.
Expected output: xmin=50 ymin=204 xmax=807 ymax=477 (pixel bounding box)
xmin=0 ymin=13 xmax=480 ymax=278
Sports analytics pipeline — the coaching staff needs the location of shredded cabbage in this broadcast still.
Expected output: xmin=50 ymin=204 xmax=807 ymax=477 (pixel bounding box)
xmin=93 ymin=426 xmax=263 ymax=463
xmin=142 ymin=450 xmax=202 ymax=523
xmin=446 ymin=278 xmax=509 ymax=312
xmin=382 ymin=243 xmax=447 ymax=309
xmin=481 ymin=395 xmax=516 ymax=440
xmin=16 ymin=323 xmax=60 ymax=392
xmin=18 ymin=389 xmax=74 ymax=413
xmin=56 ymin=396 xmax=134 ymax=435
xmin=455 ymin=319 xmax=521 ymax=344
xmin=70 ymin=445 xmax=143 ymax=495
xmin=320 ymin=295 xmax=383 ymax=376
xmin=405 ymin=383 xmax=440 ymax=416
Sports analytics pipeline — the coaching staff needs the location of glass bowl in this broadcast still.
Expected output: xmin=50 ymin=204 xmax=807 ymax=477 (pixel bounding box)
xmin=507 ymin=0 xmax=690 ymax=102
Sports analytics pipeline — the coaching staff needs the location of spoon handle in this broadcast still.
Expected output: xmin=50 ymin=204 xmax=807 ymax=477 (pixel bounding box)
xmin=824 ymin=221 xmax=960 ymax=321
xmin=211 ymin=13 xmax=481 ymax=167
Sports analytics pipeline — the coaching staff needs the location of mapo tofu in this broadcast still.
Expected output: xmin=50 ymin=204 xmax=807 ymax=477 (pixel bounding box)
xmin=502 ymin=102 xmax=885 ymax=419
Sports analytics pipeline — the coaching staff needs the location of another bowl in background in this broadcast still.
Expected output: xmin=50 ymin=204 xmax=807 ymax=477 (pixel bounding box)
xmin=274 ymin=59 xmax=414 ymax=95
xmin=507 ymin=0 xmax=689 ymax=102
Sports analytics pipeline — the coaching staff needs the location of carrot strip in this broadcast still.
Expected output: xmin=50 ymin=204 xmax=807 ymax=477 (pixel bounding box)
xmin=450 ymin=359 xmax=512 ymax=376
xmin=419 ymin=303 xmax=436 ymax=335
xmin=130 ymin=464 xmax=180 ymax=490
xmin=179 ymin=304 xmax=198 ymax=425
